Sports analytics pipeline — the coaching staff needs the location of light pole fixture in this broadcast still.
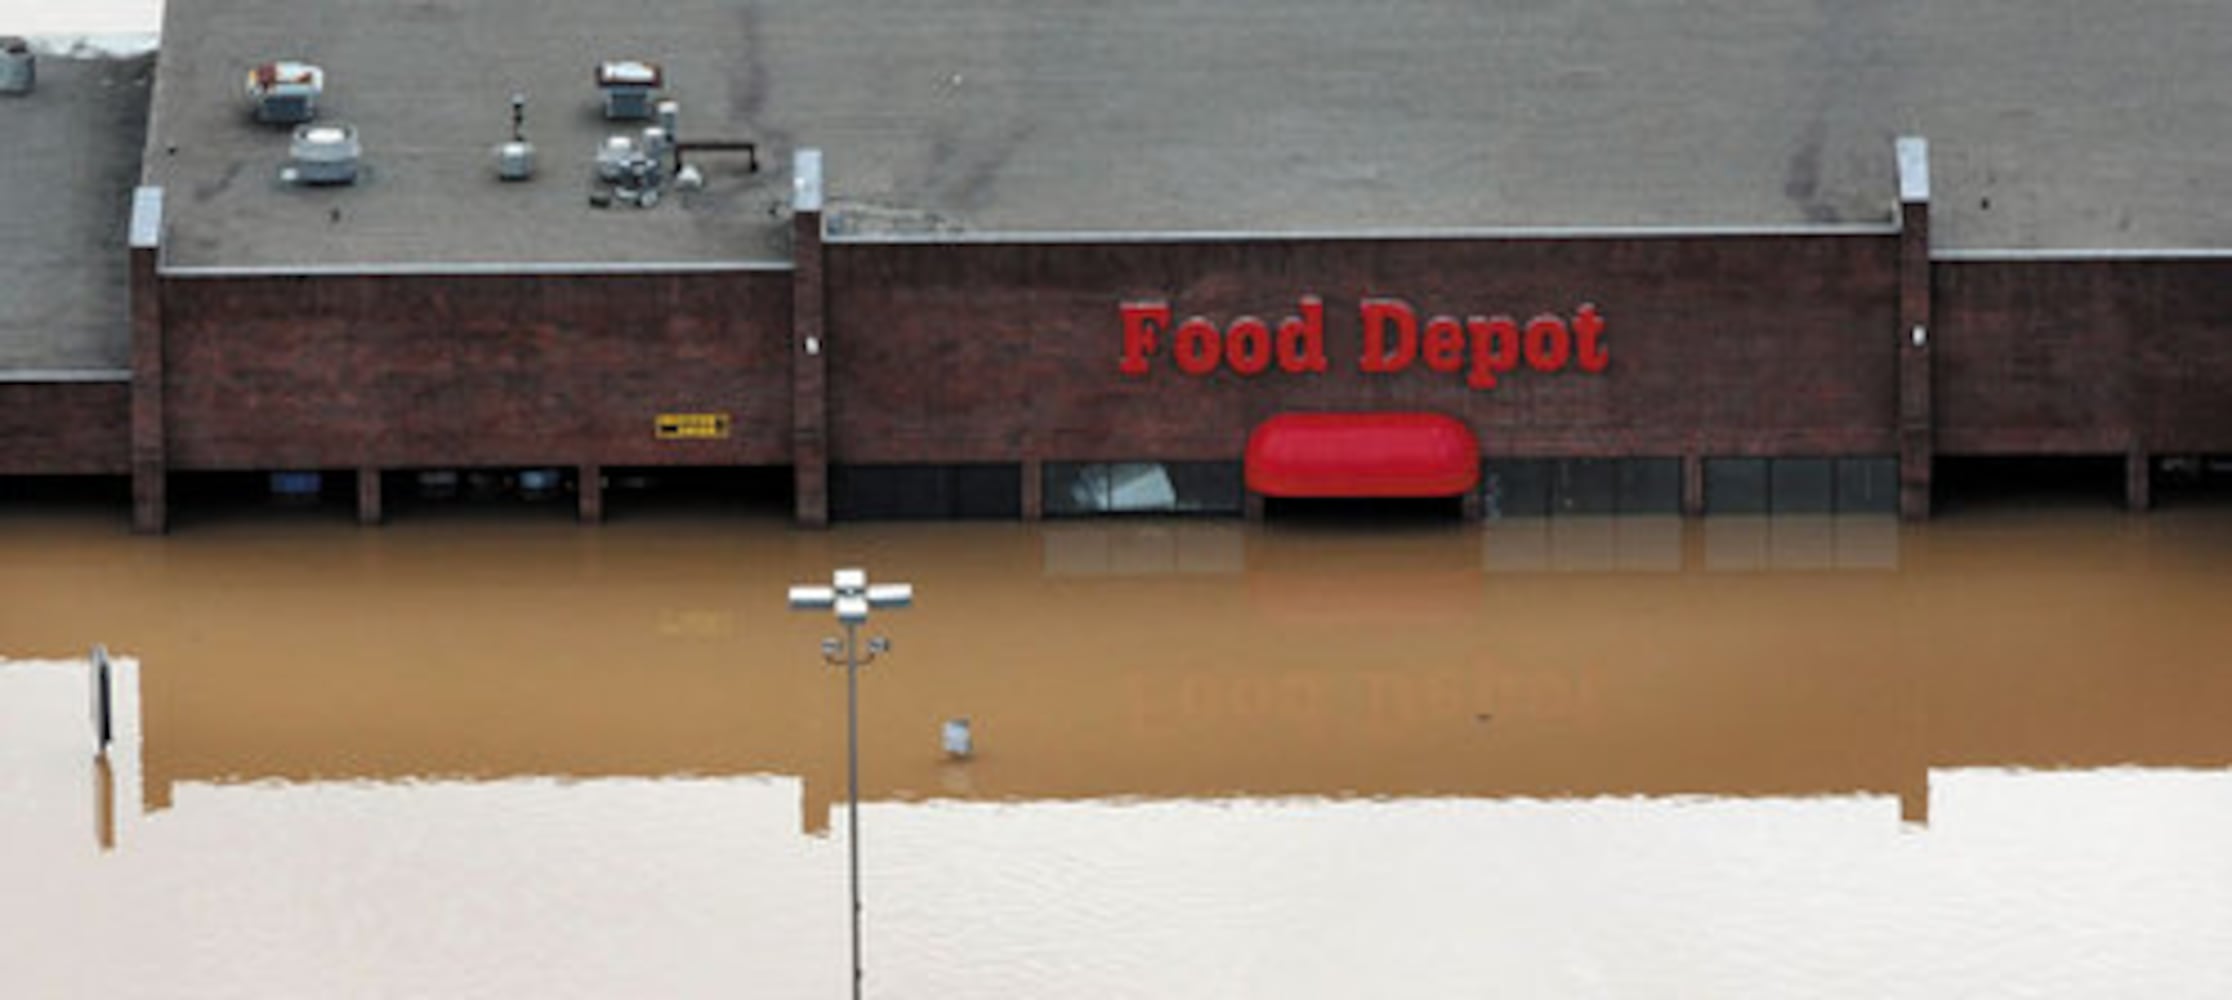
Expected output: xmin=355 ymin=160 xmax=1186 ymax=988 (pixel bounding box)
xmin=788 ymin=567 xmax=912 ymax=1000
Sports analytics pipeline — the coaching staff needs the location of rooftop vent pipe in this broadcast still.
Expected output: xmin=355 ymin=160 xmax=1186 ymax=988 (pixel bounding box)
xmin=0 ymin=37 xmax=33 ymax=96
xmin=284 ymin=123 xmax=360 ymax=186
xmin=246 ymin=60 xmax=324 ymax=124
xmin=493 ymin=92 xmax=535 ymax=181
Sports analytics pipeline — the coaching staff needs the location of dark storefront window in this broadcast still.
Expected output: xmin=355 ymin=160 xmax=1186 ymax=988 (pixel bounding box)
xmin=1555 ymin=458 xmax=1622 ymax=514
xmin=1494 ymin=457 xmax=1894 ymax=517
xmin=1044 ymin=461 xmax=1243 ymax=516
xmin=1834 ymin=457 xmax=1899 ymax=512
xmin=1484 ymin=458 xmax=1680 ymax=518
xmin=1706 ymin=458 xmax=1771 ymax=514
xmin=831 ymin=464 xmax=1021 ymax=520
xmin=1770 ymin=458 xmax=1835 ymax=513
xmin=1483 ymin=460 xmax=1553 ymax=517
xmin=1707 ymin=456 xmax=1898 ymax=514
xmin=1618 ymin=458 xmax=1683 ymax=514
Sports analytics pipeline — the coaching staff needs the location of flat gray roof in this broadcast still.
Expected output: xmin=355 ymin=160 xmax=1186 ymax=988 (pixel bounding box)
xmin=0 ymin=55 xmax=151 ymax=371
xmin=145 ymin=0 xmax=795 ymax=270
xmin=148 ymin=0 xmax=2232 ymax=268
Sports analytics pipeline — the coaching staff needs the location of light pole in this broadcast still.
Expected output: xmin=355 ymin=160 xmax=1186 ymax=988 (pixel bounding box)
xmin=788 ymin=567 xmax=912 ymax=1000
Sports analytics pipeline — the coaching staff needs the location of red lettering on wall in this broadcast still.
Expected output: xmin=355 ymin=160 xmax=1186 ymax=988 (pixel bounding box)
xmin=1117 ymin=297 xmax=1609 ymax=389
xmin=1359 ymin=298 xmax=1418 ymax=373
xmin=1524 ymin=315 xmax=1571 ymax=372
xmin=1118 ymin=301 xmax=1170 ymax=377
xmin=1227 ymin=317 xmax=1272 ymax=375
xmin=1573 ymin=303 xmax=1609 ymax=373
xmin=1174 ymin=317 xmax=1223 ymax=375
xmin=1422 ymin=317 xmax=1465 ymax=373
xmin=1466 ymin=316 xmax=1521 ymax=389
xmin=1277 ymin=297 xmax=1328 ymax=373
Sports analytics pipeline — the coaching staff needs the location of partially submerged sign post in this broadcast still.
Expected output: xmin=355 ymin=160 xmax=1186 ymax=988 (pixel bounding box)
xmin=89 ymin=644 xmax=112 ymax=753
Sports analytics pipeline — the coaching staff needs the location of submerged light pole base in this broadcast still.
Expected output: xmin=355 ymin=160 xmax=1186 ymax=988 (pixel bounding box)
xmin=788 ymin=567 xmax=912 ymax=1000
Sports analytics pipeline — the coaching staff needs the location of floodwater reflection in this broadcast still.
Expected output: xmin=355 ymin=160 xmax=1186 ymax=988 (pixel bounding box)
xmin=7 ymin=762 xmax=2232 ymax=997
xmin=1703 ymin=514 xmax=1903 ymax=571
xmin=1041 ymin=521 xmax=1247 ymax=577
xmin=1485 ymin=515 xmax=1689 ymax=572
xmin=4 ymin=507 xmax=2232 ymax=996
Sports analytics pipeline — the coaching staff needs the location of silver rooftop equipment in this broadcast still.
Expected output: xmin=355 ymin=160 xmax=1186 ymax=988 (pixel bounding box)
xmin=494 ymin=92 xmax=535 ymax=181
xmin=285 ymin=123 xmax=360 ymax=185
xmin=596 ymin=60 xmax=660 ymax=120
xmin=0 ymin=37 xmax=33 ymax=96
xmin=245 ymin=60 xmax=324 ymax=124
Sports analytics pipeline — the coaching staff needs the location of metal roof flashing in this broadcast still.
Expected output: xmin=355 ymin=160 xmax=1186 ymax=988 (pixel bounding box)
xmin=129 ymin=186 xmax=163 ymax=249
xmin=793 ymin=148 xmax=823 ymax=213
xmin=1897 ymin=137 xmax=1930 ymax=205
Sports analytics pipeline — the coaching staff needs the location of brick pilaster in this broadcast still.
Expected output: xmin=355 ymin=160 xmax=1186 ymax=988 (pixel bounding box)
xmin=127 ymin=188 xmax=166 ymax=534
xmin=1895 ymin=138 xmax=1935 ymax=521
xmin=1020 ymin=458 xmax=1044 ymax=520
xmin=1681 ymin=454 xmax=1705 ymax=517
xmin=356 ymin=467 xmax=382 ymax=525
xmin=578 ymin=463 xmax=604 ymax=523
xmin=791 ymin=150 xmax=830 ymax=528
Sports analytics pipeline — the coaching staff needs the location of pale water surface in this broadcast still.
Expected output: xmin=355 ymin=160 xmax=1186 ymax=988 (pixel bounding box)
xmin=5 ymin=504 xmax=2232 ymax=997
xmin=0 ymin=0 xmax=161 ymax=38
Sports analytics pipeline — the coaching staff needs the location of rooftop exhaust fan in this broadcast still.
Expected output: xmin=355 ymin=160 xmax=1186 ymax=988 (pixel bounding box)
xmin=285 ymin=123 xmax=360 ymax=186
xmin=246 ymin=60 xmax=324 ymax=124
xmin=0 ymin=37 xmax=33 ymax=96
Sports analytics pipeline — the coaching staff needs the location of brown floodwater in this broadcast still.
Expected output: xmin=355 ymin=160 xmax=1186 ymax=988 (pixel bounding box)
xmin=5 ymin=500 xmax=2232 ymax=997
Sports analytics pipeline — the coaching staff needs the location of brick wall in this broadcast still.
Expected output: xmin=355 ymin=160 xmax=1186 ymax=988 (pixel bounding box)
xmin=1935 ymin=260 xmax=2232 ymax=455
xmin=32 ymin=237 xmax=2232 ymax=489
xmin=157 ymin=271 xmax=794 ymax=470
xmin=0 ymin=382 xmax=130 ymax=475
xmin=823 ymin=235 xmax=1903 ymax=463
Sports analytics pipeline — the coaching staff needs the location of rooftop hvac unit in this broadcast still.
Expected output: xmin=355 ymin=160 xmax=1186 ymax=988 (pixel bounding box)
xmin=246 ymin=60 xmax=324 ymax=124
xmin=596 ymin=60 xmax=661 ymax=120
xmin=494 ymin=140 xmax=536 ymax=181
xmin=0 ymin=37 xmax=32 ymax=96
xmin=592 ymin=133 xmax=665 ymax=208
xmin=286 ymin=123 xmax=360 ymax=185
xmin=595 ymin=134 xmax=637 ymax=182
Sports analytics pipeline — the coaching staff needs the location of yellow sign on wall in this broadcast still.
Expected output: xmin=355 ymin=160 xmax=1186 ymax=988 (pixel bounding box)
xmin=656 ymin=413 xmax=732 ymax=440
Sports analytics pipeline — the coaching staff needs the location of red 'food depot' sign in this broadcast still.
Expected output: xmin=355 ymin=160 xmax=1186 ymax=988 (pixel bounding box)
xmin=1119 ymin=296 xmax=1608 ymax=390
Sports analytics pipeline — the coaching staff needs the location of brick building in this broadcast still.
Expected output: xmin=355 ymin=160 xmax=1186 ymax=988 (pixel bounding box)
xmin=5 ymin=0 xmax=2231 ymax=529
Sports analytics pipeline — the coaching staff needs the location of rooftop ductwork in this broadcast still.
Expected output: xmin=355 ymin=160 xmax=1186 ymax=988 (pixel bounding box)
xmin=246 ymin=60 xmax=323 ymax=124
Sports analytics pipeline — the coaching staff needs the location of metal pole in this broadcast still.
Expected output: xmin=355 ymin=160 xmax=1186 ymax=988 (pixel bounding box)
xmin=846 ymin=619 xmax=863 ymax=1000
xmin=791 ymin=568 xmax=907 ymax=1000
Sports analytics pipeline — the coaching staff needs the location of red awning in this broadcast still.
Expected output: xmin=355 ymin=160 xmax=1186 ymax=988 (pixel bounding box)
xmin=1244 ymin=413 xmax=1481 ymax=498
